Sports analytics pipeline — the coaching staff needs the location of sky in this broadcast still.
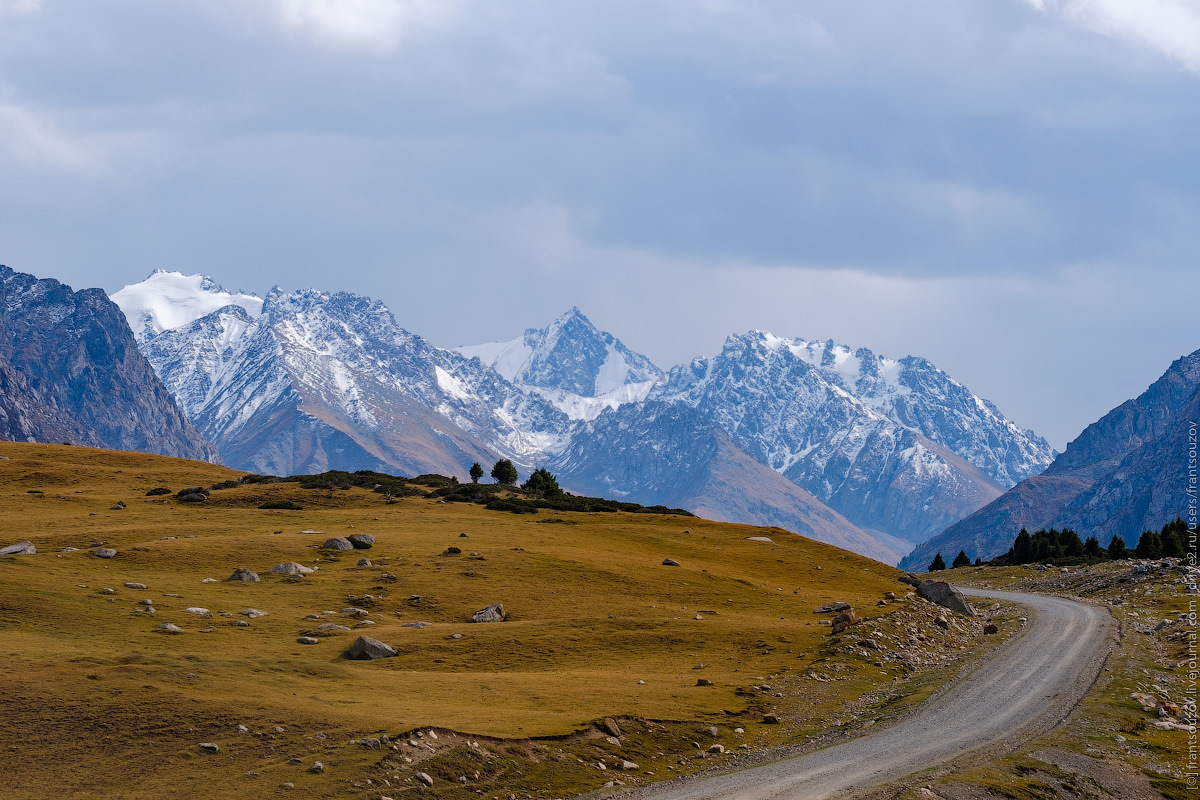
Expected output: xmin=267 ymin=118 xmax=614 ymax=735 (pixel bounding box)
xmin=1 ymin=0 xmax=1198 ymax=451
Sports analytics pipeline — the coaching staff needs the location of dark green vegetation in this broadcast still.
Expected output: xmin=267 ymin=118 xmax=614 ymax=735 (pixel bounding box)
xmin=993 ymin=518 xmax=1190 ymax=567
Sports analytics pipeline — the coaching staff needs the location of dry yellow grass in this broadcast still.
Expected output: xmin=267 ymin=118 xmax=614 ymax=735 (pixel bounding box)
xmin=0 ymin=442 xmax=912 ymax=798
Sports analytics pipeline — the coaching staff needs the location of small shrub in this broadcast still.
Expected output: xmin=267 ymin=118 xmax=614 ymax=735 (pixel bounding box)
xmin=485 ymin=498 xmax=539 ymax=514
xmin=259 ymin=500 xmax=303 ymax=510
xmin=145 ymin=487 xmax=171 ymax=496
xmin=443 ymin=546 xmax=462 ymax=555
xmin=209 ymin=480 xmax=240 ymax=490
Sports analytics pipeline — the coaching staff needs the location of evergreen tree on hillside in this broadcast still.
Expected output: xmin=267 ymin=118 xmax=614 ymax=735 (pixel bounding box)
xmin=1012 ymin=528 xmax=1033 ymax=563
xmin=469 ymin=462 xmax=484 ymax=484
xmin=522 ymin=467 xmax=561 ymax=497
xmin=1135 ymin=529 xmax=1163 ymax=559
xmin=929 ymin=552 xmax=946 ymax=571
xmin=952 ymin=549 xmax=971 ymax=568
xmin=1083 ymin=535 xmax=1104 ymax=559
xmin=1107 ymin=535 xmax=1128 ymax=560
xmin=490 ymin=459 xmax=518 ymax=485
xmin=1062 ymin=529 xmax=1085 ymax=558
xmin=1161 ymin=518 xmax=1186 ymax=558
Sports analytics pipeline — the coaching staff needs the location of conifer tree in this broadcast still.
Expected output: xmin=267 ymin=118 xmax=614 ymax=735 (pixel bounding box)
xmin=469 ymin=462 xmax=484 ymax=483
xmin=490 ymin=459 xmax=518 ymax=485
xmin=951 ymin=549 xmax=971 ymax=568
xmin=928 ymin=552 xmax=946 ymax=571
xmin=1107 ymin=535 xmax=1128 ymax=560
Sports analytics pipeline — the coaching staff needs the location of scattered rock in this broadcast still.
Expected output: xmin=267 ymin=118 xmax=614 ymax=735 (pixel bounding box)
xmin=983 ymin=623 xmax=999 ymax=635
xmin=621 ymin=760 xmax=640 ymax=770
xmin=830 ymin=608 xmax=857 ymax=635
xmin=158 ymin=623 xmax=184 ymax=634
xmin=762 ymin=713 xmax=780 ymax=724
xmin=124 ymin=582 xmax=146 ymax=590
xmin=708 ymin=744 xmax=725 ymax=754
xmin=814 ymin=602 xmax=851 ymax=613
xmin=184 ymin=607 xmax=210 ymax=616
xmin=934 ymin=616 xmax=950 ymax=630
xmin=356 ymin=558 xmax=372 ymax=567
xmin=240 ymin=609 xmax=267 ymax=619
xmin=415 ymin=772 xmax=434 ymax=787
xmin=916 ymin=580 xmax=976 ymax=617
xmin=0 ymin=541 xmax=36 ymax=556
xmin=269 ymin=562 xmax=313 ymax=575
xmin=745 ymin=536 xmax=774 ymax=543
xmin=345 ymin=635 xmax=398 ymax=660
xmin=857 ymin=638 xmax=881 ymax=650
xmin=314 ymin=623 xmax=352 ymax=633
xmin=226 ymin=568 xmax=260 ymax=582
xmin=199 ymin=742 xmax=220 ymax=753
xmin=234 ymin=620 xmax=250 ymax=627
xmin=347 ymin=533 xmax=376 ymax=549
xmin=110 ymin=502 xmax=126 ymax=510
xmin=603 ymin=717 xmax=622 ymax=738
xmin=92 ymin=548 xmax=118 ymax=559
xmin=662 ymin=558 xmax=681 ymax=567
xmin=401 ymin=621 xmax=432 ymax=629
xmin=297 ymin=636 xmax=319 ymax=645
xmin=471 ymin=603 xmax=506 ymax=623
xmin=358 ymin=737 xmax=382 ymax=750
xmin=696 ymin=678 xmax=713 ymax=686
xmin=321 ymin=536 xmax=354 ymax=551
xmin=308 ymin=762 xmax=324 ymax=774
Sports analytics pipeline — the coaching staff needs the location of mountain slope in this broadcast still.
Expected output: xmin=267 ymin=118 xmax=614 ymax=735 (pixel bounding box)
xmin=551 ymin=402 xmax=909 ymax=564
xmin=903 ymin=348 xmax=1200 ymax=568
xmin=0 ymin=265 xmax=215 ymax=461
xmin=653 ymin=332 xmax=1051 ymax=544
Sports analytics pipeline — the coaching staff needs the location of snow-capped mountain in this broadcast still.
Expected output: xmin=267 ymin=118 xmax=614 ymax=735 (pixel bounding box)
xmin=459 ymin=307 xmax=663 ymax=422
xmin=111 ymin=269 xmax=263 ymax=341
xmin=652 ymin=332 xmax=1055 ymax=544
xmin=115 ymin=273 xmax=568 ymax=477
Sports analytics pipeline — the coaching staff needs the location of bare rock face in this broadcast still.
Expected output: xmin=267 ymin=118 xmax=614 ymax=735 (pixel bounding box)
xmin=0 ymin=265 xmax=215 ymax=460
xmin=345 ymin=635 xmax=398 ymax=660
xmin=471 ymin=603 xmax=506 ymax=623
xmin=917 ymin=580 xmax=976 ymax=617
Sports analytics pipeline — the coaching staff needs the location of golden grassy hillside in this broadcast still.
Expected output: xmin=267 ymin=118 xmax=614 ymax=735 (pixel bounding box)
xmin=0 ymin=442 xmax=944 ymax=799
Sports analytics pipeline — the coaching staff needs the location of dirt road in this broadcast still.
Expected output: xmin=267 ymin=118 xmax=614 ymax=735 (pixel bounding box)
xmin=626 ymin=588 xmax=1113 ymax=800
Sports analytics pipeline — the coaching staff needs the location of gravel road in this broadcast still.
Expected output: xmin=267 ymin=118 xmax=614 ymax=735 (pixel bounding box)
xmin=624 ymin=588 xmax=1114 ymax=800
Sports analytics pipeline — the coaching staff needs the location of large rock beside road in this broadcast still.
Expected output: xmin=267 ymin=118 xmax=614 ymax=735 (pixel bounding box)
xmin=345 ymin=635 xmax=398 ymax=660
xmin=917 ymin=580 xmax=976 ymax=617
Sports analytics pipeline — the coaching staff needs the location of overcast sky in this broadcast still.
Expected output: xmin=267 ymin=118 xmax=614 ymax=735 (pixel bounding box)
xmin=2 ymin=0 xmax=1198 ymax=450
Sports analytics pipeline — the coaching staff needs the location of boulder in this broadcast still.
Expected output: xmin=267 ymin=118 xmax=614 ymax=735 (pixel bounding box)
xmin=199 ymin=742 xmax=219 ymax=753
xmin=356 ymin=558 xmax=372 ymax=567
xmin=415 ymin=772 xmax=434 ymax=787
xmin=814 ymin=602 xmax=851 ymax=613
xmin=345 ymin=635 xmax=398 ymax=660
xmin=762 ymin=713 xmax=780 ymax=724
xmin=226 ymin=568 xmax=260 ymax=583
xmin=0 ymin=541 xmax=35 ymax=556
xmin=124 ymin=582 xmax=147 ymax=590
xmin=471 ymin=603 xmax=506 ymax=623
xmin=983 ymin=623 xmax=999 ymax=634
xmin=158 ymin=623 xmax=184 ymax=634
xmin=297 ymin=636 xmax=319 ymax=645
xmin=662 ymin=558 xmax=681 ymax=567
xmin=321 ymin=536 xmax=354 ymax=551
xmin=269 ymin=562 xmax=313 ymax=575
xmin=830 ymin=608 xmax=857 ymax=634
xmin=917 ymin=580 xmax=976 ymax=617
xmin=347 ymin=533 xmax=375 ymax=549
xmin=602 ymin=717 xmax=622 ymax=738
xmin=177 ymin=493 xmax=207 ymax=503
xmin=621 ymin=760 xmax=640 ymax=770
xmin=240 ymin=609 xmax=267 ymax=619
xmin=92 ymin=548 xmax=118 ymax=559
xmin=184 ymin=607 xmax=211 ymax=616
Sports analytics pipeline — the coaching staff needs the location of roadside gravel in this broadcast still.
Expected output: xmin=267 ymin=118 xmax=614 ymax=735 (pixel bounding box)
xmin=624 ymin=589 xmax=1114 ymax=800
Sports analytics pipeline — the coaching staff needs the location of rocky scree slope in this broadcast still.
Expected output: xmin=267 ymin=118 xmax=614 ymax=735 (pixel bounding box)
xmin=904 ymin=347 xmax=1200 ymax=570
xmin=0 ymin=265 xmax=214 ymax=461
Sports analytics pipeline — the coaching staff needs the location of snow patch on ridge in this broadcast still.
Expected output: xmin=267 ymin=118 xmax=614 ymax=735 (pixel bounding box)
xmin=111 ymin=270 xmax=262 ymax=341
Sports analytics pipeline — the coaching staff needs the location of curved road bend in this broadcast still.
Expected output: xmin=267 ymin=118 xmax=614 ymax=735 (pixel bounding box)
xmin=626 ymin=589 xmax=1114 ymax=800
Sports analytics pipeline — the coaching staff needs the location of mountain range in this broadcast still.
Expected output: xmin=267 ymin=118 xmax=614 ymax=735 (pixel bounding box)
xmin=102 ymin=270 xmax=1056 ymax=564
xmin=901 ymin=347 xmax=1200 ymax=570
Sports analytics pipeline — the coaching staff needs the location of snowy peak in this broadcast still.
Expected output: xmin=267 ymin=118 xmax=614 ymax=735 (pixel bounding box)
xmin=111 ymin=270 xmax=262 ymax=342
xmin=458 ymin=307 xmax=663 ymax=421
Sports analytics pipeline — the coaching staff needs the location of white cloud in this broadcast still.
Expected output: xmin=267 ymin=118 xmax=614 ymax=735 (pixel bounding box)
xmin=275 ymin=0 xmax=460 ymax=51
xmin=0 ymin=0 xmax=41 ymax=15
xmin=1028 ymin=0 xmax=1200 ymax=73
xmin=0 ymin=102 xmax=106 ymax=174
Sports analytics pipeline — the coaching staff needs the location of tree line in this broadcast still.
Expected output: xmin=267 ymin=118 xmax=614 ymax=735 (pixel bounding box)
xmin=925 ymin=517 xmax=1191 ymax=571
